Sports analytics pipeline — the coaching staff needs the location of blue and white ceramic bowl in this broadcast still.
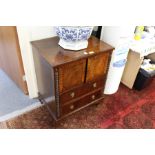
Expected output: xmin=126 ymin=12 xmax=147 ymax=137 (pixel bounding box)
xmin=55 ymin=26 xmax=93 ymax=50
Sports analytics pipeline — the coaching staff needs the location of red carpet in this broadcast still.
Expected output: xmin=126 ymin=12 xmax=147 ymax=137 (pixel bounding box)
xmin=1 ymin=78 xmax=155 ymax=129
xmin=100 ymin=78 xmax=155 ymax=129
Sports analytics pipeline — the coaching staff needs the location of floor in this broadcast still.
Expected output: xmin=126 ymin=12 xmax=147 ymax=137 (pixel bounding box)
xmin=0 ymin=69 xmax=40 ymax=120
xmin=1 ymin=77 xmax=155 ymax=129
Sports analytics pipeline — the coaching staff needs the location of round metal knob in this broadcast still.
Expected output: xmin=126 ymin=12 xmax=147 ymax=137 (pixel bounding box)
xmin=70 ymin=92 xmax=75 ymax=98
xmin=70 ymin=105 xmax=74 ymax=110
xmin=93 ymin=82 xmax=97 ymax=88
xmin=91 ymin=95 xmax=95 ymax=100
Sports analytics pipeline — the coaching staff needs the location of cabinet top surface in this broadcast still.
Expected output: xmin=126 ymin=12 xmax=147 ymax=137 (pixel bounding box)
xmin=31 ymin=36 xmax=114 ymax=67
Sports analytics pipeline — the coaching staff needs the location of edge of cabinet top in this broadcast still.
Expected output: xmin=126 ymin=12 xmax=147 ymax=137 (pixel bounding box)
xmin=31 ymin=36 xmax=114 ymax=67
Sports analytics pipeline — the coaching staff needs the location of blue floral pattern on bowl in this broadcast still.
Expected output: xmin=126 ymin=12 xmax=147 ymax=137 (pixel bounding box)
xmin=55 ymin=26 xmax=93 ymax=50
xmin=55 ymin=26 xmax=93 ymax=42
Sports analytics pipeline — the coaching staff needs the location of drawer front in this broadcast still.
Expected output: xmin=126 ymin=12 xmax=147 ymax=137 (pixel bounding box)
xmin=86 ymin=52 xmax=110 ymax=82
xmin=60 ymin=79 xmax=104 ymax=104
xmin=58 ymin=59 xmax=86 ymax=93
xmin=61 ymin=90 xmax=103 ymax=116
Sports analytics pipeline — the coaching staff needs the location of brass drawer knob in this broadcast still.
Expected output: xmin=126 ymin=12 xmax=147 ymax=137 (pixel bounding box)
xmin=70 ymin=92 xmax=75 ymax=98
xmin=70 ymin=105 xmax=74 ymax=110
xmin=91 ymin=95 xmax=95 ymax=100
xmin=93 ymin=82 xmax=97 ymax=88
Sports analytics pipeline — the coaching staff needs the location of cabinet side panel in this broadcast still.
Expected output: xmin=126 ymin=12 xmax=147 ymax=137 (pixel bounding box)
xmin=32 ymin=46 xmax=55 ymax=98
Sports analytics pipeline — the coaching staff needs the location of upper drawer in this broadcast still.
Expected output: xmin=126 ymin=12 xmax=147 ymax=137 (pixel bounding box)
xmin=60 ymin=79 xmax=104 ymax=105
xmin=58 ymin=59 xmax=86 ymax=93
xmin=86 ymin=52 xmax=110 ymax=82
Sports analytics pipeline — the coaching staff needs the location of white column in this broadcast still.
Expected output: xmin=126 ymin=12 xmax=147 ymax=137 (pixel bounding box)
xmin=101 ymin=26 xmax=135 ymax=94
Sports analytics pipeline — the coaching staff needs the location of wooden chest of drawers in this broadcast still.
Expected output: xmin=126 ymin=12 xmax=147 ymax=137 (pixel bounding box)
xmin=32 ymin=36 xmax=114 ymax=120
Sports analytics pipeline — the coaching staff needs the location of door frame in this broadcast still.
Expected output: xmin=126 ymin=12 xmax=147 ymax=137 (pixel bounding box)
xmin=17 ymin=26 xmax=56 ymax=98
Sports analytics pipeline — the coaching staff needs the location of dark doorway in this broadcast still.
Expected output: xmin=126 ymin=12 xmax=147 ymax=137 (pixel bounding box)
xmin=91 ymin=26 xmax=102 ymax=39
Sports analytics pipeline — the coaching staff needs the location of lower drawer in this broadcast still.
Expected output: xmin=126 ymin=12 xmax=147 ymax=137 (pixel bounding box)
xmin=61 ymin=90 xmax=103 ymax=116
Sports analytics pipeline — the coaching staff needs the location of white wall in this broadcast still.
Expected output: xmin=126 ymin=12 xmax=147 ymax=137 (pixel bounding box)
xmin=101 ymin=26 xmax=135 ymax=47
xmin=17 ymin=26 xmax=56 ymax=98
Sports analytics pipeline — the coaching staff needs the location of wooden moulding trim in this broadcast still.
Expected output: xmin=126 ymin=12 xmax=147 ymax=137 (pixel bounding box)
xmin=103 ymin=51 xmax=112 ymax=89
xmin=54 ymin=68 xmax=61 ymax=118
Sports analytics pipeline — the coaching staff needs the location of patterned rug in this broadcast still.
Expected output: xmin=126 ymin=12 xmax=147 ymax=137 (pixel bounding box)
xmin=1 ymin=78 xmax=155 ymax=129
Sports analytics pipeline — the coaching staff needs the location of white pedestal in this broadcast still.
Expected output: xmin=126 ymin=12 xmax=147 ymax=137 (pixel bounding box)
xmin=59 ymin=39 xmax=88 ymax=51
xmin=101 ymin=26 xmax=135 ymax=94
